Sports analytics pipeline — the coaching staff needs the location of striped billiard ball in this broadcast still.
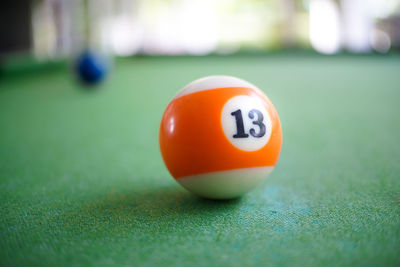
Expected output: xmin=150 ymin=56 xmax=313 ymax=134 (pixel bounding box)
xmin=159 ymin=75 xmax=282 ymax=199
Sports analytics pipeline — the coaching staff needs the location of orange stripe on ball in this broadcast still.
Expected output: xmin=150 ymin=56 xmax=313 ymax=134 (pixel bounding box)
xmin=159 ymin=87 xmax=282 ymax=179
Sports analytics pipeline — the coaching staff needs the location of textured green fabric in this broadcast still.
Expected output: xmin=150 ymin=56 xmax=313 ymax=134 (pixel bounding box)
xmin=1 ymin=55 xmax=399 ymax=266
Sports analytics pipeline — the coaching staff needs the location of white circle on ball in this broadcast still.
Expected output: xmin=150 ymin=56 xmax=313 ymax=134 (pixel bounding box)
xmin=221 ymin=95 xmax=272 ymax=151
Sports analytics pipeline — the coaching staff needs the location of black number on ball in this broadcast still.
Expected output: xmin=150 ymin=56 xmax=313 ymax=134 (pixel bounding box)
xmin=231 ymin=109 xmax=249 ymax=138
xmin=231 ymin=109 xmax=266 ymax=138
xmin=248 ymin=109 xmax=266 ymax=138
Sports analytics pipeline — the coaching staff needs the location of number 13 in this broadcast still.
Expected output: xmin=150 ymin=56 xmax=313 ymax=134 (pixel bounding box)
xmin=231 ymin=109 xmax=266 ymax=138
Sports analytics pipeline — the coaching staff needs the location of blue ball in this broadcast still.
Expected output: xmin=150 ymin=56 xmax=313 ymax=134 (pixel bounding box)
xmin=75 ymin=51 xmax=108 ymax=85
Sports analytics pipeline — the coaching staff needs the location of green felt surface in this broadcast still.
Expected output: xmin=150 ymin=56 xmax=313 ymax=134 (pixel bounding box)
xmin=1 ymin=54 xmax=399 ymax=266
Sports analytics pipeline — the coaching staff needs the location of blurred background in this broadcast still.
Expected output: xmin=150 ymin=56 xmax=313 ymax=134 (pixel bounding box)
xmin=1 ymin=0 xmax=399 ymax=62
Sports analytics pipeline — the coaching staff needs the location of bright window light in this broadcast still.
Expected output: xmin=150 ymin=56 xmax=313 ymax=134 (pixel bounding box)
xmin=309 ymin=0 xmax=341 ymax=54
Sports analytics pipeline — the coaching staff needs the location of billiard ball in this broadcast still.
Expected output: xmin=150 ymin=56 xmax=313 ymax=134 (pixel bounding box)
xmin=159 ymin=75 xmax=282 ymax=199
xmin=75 ymin=50 xmax=109 ymax=85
